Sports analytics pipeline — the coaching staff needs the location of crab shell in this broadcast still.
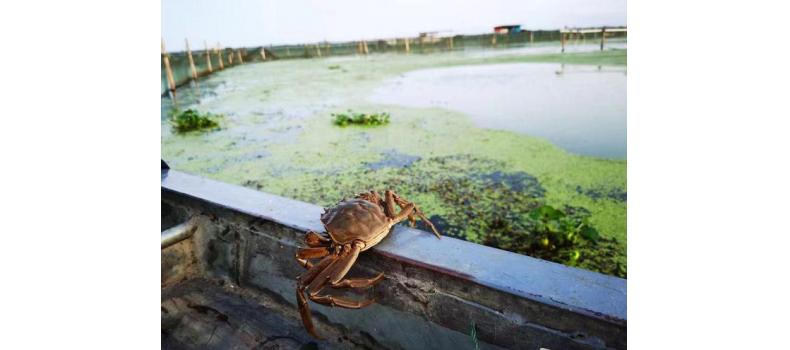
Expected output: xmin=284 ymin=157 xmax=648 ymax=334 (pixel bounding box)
xmin=320 ymin=198 xmax=394 ymax=251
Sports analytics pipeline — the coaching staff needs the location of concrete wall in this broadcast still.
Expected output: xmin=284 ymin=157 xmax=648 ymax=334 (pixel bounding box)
xmin=162 ymin=169 xmax=626 ymax=349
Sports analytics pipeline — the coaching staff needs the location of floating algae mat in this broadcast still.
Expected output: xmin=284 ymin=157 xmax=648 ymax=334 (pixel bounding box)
xmin=162 ymin=47 xmax=627 ymax=277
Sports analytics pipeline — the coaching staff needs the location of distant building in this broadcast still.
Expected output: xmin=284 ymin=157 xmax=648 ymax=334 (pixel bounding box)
xmin=418 ymin=31 xmax=452 ymax=43
xmin=494 ymin=25 xmax=521 ymax=34
xmin=418 ymin=32 xmax=438 ymax=43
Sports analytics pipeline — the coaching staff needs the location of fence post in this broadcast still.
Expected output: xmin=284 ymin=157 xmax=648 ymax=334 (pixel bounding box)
xmin=529 ymin=31 xmax=534 ymax=44
xmin=204 ymin=40 xmax=213 ymax=73
xmin=228 ymin=49 xmax=234 ymax=64
xmin=161 ymin=38 xmax=176 ymax=95
xmin=561 ymin=32 xmax=566 ymax=53
xmin=185 ymin=38 xmax=197 ymax=80
xmin=404 ymin=37 xmax=410 ymax=53
xmin=216 ymin=43 xmax=224 ymax=69
xmin=237 ymin=50 xmax=243 ymax=64
xmin=362 ymin=40 xmax=369 ymax=55
xmin=600 ymin=27 xmax=606 ymax=51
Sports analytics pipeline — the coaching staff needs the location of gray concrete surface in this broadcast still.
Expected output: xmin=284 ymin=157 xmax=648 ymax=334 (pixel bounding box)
xmin=162 ymin=169 xmax=626 ymax=349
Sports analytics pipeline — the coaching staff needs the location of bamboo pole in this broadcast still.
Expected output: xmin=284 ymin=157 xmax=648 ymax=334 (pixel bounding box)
xmin=362 ymin=40 xmax=369 ymax=55
xmin=561 ymin=32 xmax=566 ymax=53
xmin=204 ymin=40 xmax=212 ymax=73
xmin=448 ymin=36 xmax=454 ymax=50
xmin=228 ymin=49 xmax=234 ymax=64
xmin=237 ymin=50 xmax=243 ymax=64
xmin=161 ymin=38 xmax=176 ymax=95
xmin=260 ymin=47 xmax=266 ymax=60
xmin=491 ymin=33 xmax=497 ymax=46
xmin=216 ymin=43 xmax=224 ymax=69
xmin=404 ymin=37 xmax=410 ymax=53
xmin=600 ymin=28 xmax=606 ymax=51
xmin=185 ymin=38 xmax=197 ymax=80
xmin=529 ymin=31 xmax=534 ymax=44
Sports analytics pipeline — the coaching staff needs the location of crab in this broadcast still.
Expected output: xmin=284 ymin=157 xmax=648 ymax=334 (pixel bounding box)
xmin=295 ymin=190 xmax=441 ymax=338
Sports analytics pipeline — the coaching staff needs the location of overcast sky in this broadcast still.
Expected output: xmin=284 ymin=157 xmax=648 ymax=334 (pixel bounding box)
xmin=162 ymin=0 xmax=626 ymax=51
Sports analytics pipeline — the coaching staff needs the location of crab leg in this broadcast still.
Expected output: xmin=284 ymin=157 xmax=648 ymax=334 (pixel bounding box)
xmin=389 ymin=191 xmax=417 ymax=227
xmin=297 ymin=259 xmax=313 ymax=269
xmin=297 ymin=247 xmax=331 ymax=259
xmin=306 ymin=241 xmax=377 ymax=309
xmin=295 ymin=246 xmax=331 ymax=269
xmin=393 ymin=194 xmax=442 ymax=239
xmin=387 ymin=190 xmax=417 ymax=227
xmin=309 ymin=294 xmax=376 ymax=309
xmin=306 ymin=244 xmax=357 ymax=293
xmin=330 ymin=272 xmax=384 ymax=289
xmin=305 ymin=230 xmax=331 ymax=247
xmin=298 ymin=255 xmax=338 ymax=291
xmin=296 ymin=287 xmax=319 ymax=338
xmin=384 ymin=190 xmax=398 ymax=218
xmin=301 ymin=243 xmax=383 ymax=287
xmin=297 ymin=254 xmax=339 ymax=339
xmin=327 ymin=242 xmax=365 ymax=285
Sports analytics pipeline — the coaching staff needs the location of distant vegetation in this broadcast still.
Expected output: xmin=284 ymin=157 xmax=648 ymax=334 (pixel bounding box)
xmin=332 ymin=111 xmax=390 ymax=127
xmin=170 ymin=109 xmax=222 ymax=133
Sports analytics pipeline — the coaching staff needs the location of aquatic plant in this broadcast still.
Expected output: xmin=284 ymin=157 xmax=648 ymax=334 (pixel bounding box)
xmin=331 ymin=111 xmax=390 ymax=127
xmin=328 ymin=65 xmax=341 ymax=70
xmin=469 ymin=321 xmax=480 ymax=350
xmin=170 ymin=109 xmax=222 ymax=133
xmin=527 ymin=204 xmax=599 ymax=261
xmin=249 ymin=152 xmax=625 ymax=277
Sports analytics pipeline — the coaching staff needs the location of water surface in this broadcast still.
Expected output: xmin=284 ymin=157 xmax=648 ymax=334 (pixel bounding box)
xmin=370 ymin=63 xmax=626 ymax=159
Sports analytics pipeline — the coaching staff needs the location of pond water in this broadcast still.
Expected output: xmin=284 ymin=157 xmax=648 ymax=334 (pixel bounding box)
xmin=370 ymin=63 xmax=626 ymax=159
xmin=463 ymin=39 xmax=627 ymax=59
xmin=161 ymin=46 xmax=628 ymax=277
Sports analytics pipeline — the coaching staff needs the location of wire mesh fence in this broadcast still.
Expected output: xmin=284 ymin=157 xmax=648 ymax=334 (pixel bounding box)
xmin=162 ymin=29 xmax=626 ymax=95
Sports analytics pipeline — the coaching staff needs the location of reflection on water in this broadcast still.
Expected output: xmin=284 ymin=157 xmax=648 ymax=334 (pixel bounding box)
xmin=463 ymin=39 xmax=627 ymax=59
xmin=369 ymin=62 xmax=626 ymax=159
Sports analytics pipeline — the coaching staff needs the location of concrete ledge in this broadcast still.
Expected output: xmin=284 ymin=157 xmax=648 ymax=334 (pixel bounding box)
xmin=162 ymin=169 xmax=626 ymax=349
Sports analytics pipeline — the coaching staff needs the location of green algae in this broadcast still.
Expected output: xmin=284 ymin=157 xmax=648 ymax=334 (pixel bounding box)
xmin=261 ymin=106 xmax=626 ymax=276
xmin=169 ymin=109 xmax=222 ymax=133
xmin=332 ymin=111 xmax=390 ymax=126
xmin=162 ymin=47 xmax=627 ymax=278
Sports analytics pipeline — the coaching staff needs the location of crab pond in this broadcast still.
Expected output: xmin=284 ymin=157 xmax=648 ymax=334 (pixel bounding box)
xmin=161 ymin=43 xmax=627 ymax=278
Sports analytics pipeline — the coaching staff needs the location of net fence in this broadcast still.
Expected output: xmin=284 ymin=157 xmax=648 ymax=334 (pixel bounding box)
xmin=162 ymin=29 xmax=626 ymax=95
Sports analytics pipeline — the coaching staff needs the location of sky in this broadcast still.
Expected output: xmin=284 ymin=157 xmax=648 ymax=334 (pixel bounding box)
xmin=162 ymin=0 xmax=626 ymax=51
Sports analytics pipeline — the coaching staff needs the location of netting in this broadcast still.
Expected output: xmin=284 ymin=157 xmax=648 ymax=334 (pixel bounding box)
xmin=162 ymin=30 xmax=626 ymax=95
